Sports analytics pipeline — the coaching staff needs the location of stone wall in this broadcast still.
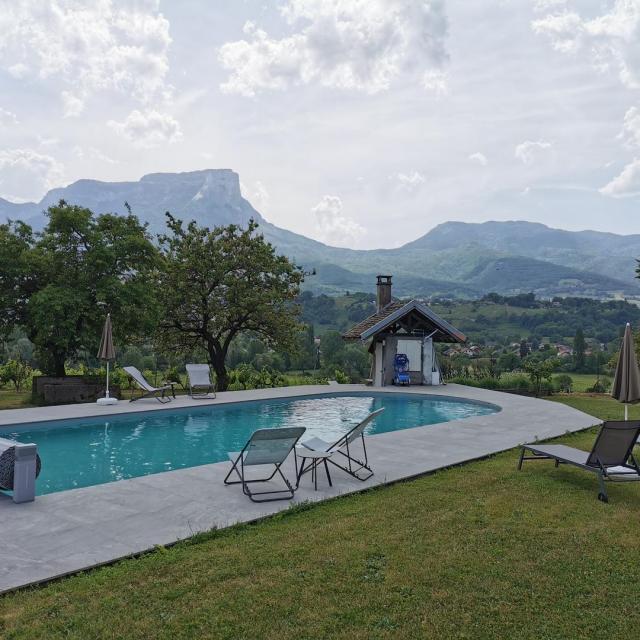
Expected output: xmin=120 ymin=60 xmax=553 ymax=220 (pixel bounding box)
xmin=32 ymin=376 xmax=121 ymax=405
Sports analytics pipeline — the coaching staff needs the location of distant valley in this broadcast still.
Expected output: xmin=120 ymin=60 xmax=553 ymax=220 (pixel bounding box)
xmin=2 ymin=169 xmax=639 ymax=300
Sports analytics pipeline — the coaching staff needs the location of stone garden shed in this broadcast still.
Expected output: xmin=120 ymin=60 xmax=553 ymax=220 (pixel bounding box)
xmin=342 ymin=276 xmax=466 ymax=386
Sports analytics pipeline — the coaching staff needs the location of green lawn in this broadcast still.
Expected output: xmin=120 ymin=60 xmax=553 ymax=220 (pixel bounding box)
xmin=1 ymin=394 xmax=640 ymax=638
xmin=566 ymin=374 xmax=611 ymax=393
xmin=0 ymin=388 xmax=158 ymax=410
xmin=0 ymin=390 xmax=35 ymax=410
xmin=551 ymin=392 xmax=639 ymax=421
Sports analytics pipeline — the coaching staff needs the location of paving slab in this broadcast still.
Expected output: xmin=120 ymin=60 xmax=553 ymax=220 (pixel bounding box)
xmin=0 ymin=384 xmax=597 ymax=594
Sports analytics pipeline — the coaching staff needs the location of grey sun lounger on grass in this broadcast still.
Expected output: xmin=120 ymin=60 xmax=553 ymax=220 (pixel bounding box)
xmin=301 ymin=407 xmax=385 ymax=481
xmin=518 ymin=420 xmax=640 ymax=502
xmin=123 ymin=366 xmax=176 ymax=403
xmin=224 ymin=427 xmax=306 ymax=502
xmin=186 ymin=364 xmax=216 ymax=399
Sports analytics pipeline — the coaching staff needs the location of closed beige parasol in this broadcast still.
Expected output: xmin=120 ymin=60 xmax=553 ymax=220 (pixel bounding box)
xmin=97 ymin=313 xmax=118 ymax=405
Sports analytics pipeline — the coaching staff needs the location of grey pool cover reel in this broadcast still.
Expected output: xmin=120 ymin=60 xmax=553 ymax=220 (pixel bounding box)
xmin=0 ymin=437 xmax=41 ymax=503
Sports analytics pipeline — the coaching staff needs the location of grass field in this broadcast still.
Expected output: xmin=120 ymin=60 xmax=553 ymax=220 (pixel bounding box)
xmin=0 ymin=388 xmax=157 ymax=410
xmin=0 ymin=390 xmax=35 ymax=410
xmin=551 ymin=392 xmax=638 ymax=420
xmin=0 ymin=374 xmax=324 ymax=411
xmin=1 ymin=394 xmax=639 ymax=639
xmin=565 ymin=374 xmax=612 ymax=393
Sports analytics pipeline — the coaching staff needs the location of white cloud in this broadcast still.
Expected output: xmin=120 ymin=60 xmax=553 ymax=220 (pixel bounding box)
xmin=241 ymin=180 xmax=270 ymax=211
xmin=108 ymin=109 xmax=182 ymax=148
xmin=600 ymin=158 xmax=640 ymax=198
xmin=468 ymin=152 xmax=488 ymax=166
xmin=514 ymin=139 xmax=552 ymax=164
xmin=533 ymin=0 xmax=568 ymax=10
xmin=0 ymin=148 xmax=64 ymax=202
xmin=532 ymin=0 xmax=640 ymax=88
xmin=422 ymin=69 xmax=448 ymax=95
xmin=61 ymin=91 xmax=85 ymax=118
xmin=252 ymin=181 xmax=270 ymax=210
xmin=7 ymin=63 xmax=28 ymax=79
xmin=311 ymin=195 xmax=365 ymax=246
xmin=0 ymin=1 xmax=172 ymax=115
xmin=534 ymin=4 xmax=640 ymax=200
xmin=621 ymin=106 xmax=640 ymax=148
xmin=0 ymin=107 xmax=18 ymax=126
xmin=72 ymin=145 xmax=117 ymax=165
xmin=393 ymin=171 xmax=426 ymax=193
xmin=600 ymin=105 xmax=640 ymax=197
xmin=37 ymin=136 xmax=59 ymax=147
xmin=219 ymin=0 xmax=449 ymax=96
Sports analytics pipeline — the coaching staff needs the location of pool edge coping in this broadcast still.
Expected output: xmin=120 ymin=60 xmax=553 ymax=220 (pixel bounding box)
xmin=0 ymin=384 xmax=503 ymax=429
xmin=0 ymin=415 xmax=598 ymax=598
xmin=0 ymin=384 xmax=600 ymax=596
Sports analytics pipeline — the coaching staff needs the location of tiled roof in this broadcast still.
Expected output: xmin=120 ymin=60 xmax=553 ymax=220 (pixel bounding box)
xmin=342 ymin=299 xmax=466 ymax=344
xmin=342 ymin=301 xmax=406 ymax=340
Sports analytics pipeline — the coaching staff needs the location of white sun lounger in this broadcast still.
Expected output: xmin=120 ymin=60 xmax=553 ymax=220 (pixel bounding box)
xmin=301 ymin=408 xmax=385 ymax=481
xmin=224 ymin=427 xmax=306 ymax=502
xmin=123 ymin=366 xmax=175 ymax=403
xmin=186 ymin=364 xmax=216 ymax=399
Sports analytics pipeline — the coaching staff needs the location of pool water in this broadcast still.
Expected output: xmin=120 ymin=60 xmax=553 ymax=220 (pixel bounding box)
xmin=0 ymin=393 xmax=498 ymax=495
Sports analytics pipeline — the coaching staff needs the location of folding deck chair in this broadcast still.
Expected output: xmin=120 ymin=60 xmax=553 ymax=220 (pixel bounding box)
xmin=123 ymin=366 xmax=175 ymax=403
xmin=186 ymin=364 xmax=216 ymax=399
xmin=518 ymin=420 xmax=640 ymax=502
xmin=301 ymin=408 xmax=385 ymax=481
xmin=224 ymin=427 xmax=305 ymax=502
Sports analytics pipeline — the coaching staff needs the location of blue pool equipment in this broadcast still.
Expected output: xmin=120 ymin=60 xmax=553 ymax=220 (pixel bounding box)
xmin=394 ymin=354 xmax=411 ymax=386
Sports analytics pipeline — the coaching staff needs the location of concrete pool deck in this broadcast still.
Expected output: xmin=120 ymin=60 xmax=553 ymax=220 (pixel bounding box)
xmin=0 ymin=384 xmax=597 ymax=594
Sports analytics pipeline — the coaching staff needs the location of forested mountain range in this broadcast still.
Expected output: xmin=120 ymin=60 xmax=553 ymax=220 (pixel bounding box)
xmin=2 ymin=169 xmax=639 ymax=300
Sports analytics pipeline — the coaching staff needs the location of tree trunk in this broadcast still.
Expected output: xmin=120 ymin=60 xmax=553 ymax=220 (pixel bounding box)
xmin=53 ymin=353 xmax=66 ymax=377
xmin=54 ymin=356 xmax=66 ymax=378
xmin=210 ymin=351 xmax=229 ymax=392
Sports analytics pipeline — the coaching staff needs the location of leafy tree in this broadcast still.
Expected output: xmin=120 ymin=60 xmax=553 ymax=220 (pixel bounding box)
xmin=289 ymin=324 xmax=316 ymax=371
xmin=318 ymin=330 xmax=369 ymax=380
xmin=156 ymin=216 xmax=303 ymax=391
xmin=0 ymin=358 xmax=33 ymax=392
xmin=553 ymin=374 xmax=573 ymax=393
xmin=519 ymin=339 xmax=529 ymax=359
xmin=0 ymin=221 xmax=31 ymax=331
xmin=0 ymin=201 xmax=159 ymax=375
xmin=498 ymin=351 xmax=519 ymax=372
xmin=523 ymin=357 xmax=560 ymax=396
xmin=574 ymin=328 xmax=586 ymax=372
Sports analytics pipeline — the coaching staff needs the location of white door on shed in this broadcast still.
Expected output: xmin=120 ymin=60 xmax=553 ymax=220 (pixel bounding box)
xmin=396 ymin=339 xmax=422 ymax=371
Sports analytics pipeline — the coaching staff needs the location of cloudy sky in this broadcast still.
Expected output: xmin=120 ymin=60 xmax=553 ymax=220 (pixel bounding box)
xmin=0 ymin=0 xmax=639 ymax=248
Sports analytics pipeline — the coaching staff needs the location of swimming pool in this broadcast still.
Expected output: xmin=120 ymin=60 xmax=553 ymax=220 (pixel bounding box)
xmin=0 ymin=393 xmax=499 ymax=495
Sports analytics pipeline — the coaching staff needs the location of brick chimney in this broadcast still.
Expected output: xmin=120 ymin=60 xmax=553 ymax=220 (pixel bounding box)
xmin=376 ymin=275 xmax=392 ymax=311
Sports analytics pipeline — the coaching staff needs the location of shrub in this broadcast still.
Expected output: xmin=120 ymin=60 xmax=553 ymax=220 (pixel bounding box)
xmin=587 ymin=380 xmax=606 ymax=393
xmin=333 ymin=369 xmax=351 ymax=384
xmin=523 ymin=357 xmax=561 ymax=397
xmin=537 ymin=380 xmax=555 ymax=396
xmin=141 ymin=356 xmax=157 ymax=371
xmin=553 ymin=374 xmax=573 ymax=393
xmin=448 ymin=372 xmax=537 ymax=395
xmin=110 ymin=367 xmax=132 ymax=390
xmin=499 ymin=373 xmax=530 ymax=391
xmin=163 ymin=366 xmax=186 ymax=390
xmin=599 ymin=376 xmax=612 ymax=393
xmin=0 ymin=359 xmax=34 ymax=392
